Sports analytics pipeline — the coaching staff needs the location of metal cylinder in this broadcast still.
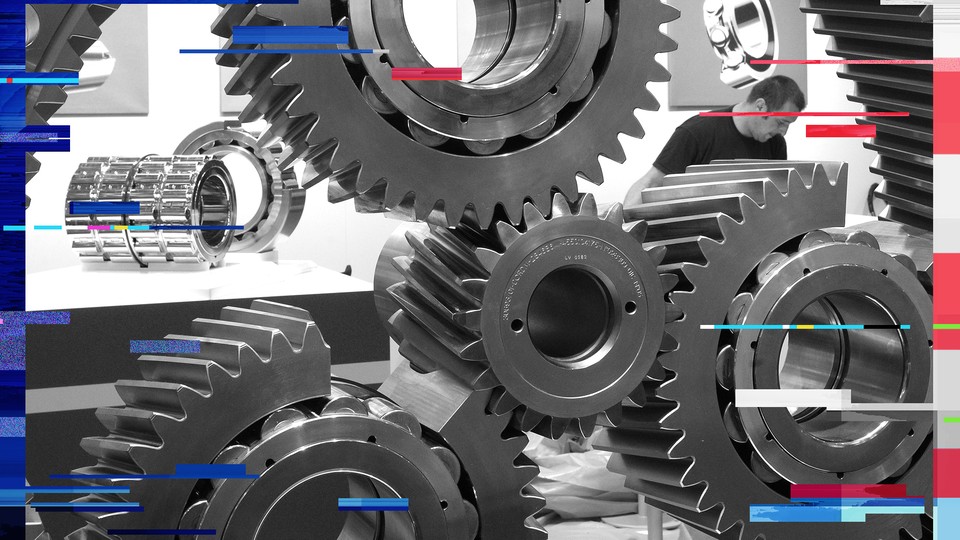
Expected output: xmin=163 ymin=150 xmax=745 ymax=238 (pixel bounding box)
xmin=65 ymin=155 xmax=237 ymax=267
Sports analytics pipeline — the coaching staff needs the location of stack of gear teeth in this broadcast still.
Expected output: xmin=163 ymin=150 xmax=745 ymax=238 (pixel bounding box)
xmin=801 ymin=0 xmax=933 ymax=231
xmin=173 ymin=121 xmax=306 ymax=254
xmin=375 ymin=192 xmax=677 ymax=441
xmin=212 ymin=0 xmax=679 ymax=227
xmin=25 ymin=4 xmax=119 ymax=206
xmin=60 ymin=301 xmax=483 ymax=540
xmin=595 ymin=160 xmax=934 ymax=539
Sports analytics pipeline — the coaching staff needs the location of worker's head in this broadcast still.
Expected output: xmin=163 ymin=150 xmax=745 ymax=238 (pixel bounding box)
xmin=742 ymin=76 xmax=806 ymax=142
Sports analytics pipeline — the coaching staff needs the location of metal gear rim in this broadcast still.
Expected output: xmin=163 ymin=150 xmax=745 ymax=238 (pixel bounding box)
xmin=375 ymin=192 xmax=677 ymax=439
xmin=26 ymin=4 xmax=119 ymax=206
xmin=213 ymin=0 xmax=678 ymax=227
xmin=173 ymin=121 xmax=306 ymax=254
xmin=62 ymin=301 xmax=475 ymax=540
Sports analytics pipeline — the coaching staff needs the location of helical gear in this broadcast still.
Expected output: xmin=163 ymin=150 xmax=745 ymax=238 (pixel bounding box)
xmin=801 ymin=0 xmax=932 ymax=231
xmin=375 ymin=193 xmax=676 ymax=439
xmin=381 ymin=360 xmax=548 ymax=540
xmin=173 ymin=121 xmax=306 ymax=254
xmin=60 ymin=301 xmax=476 ymax=540
xmin=26 ymin=4 xmax=119 ymax=206
xmin=596 ymin=161 xmax=934 ymax=539
xmin=212 ymin=0 xmax=679 ymax=227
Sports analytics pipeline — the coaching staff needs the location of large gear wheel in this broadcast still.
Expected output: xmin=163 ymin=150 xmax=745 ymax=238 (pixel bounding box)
xmin=60 ymin=300 xmax=477 ymax=540
xmin=596 ymin=161 xmax=934 ymax=539
xmin=212 ymin=0 xmax=679 ymax=227
xmin=26 ymin=4 xmax=119 ymax=206
xmin=376 ymin=193 xmax=676 ymax=439
xmin=801 ymin=0 xmax=932 ymax=231
xmin=381 ymin=360 xmax=548 ymax=539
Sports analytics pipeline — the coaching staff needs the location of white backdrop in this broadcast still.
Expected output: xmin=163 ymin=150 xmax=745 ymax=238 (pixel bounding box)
xmin=28 ymin=2 xmax=878 ymax=285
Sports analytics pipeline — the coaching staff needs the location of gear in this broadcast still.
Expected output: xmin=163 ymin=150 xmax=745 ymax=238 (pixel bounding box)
xmin=380 ymin=360 xmax=547 ymax=540
xmin=596 ymin=161 xmax=934 ymax=539
xmin=213 ymin=0 xmax=679 ymax=227
xmin=65 ymin=155 xmax=237 ymax=267
xmin=801 ymin=0 xmax=932 ymax=231
xmin=375 ymin=193 xmax=675 ymax=439
xmin=174 ymin=121 xmax=306 ymax=254
xmin=26 ymin=4 xmax=119 ymax=206
xmin=62 ymin=300 xmax=476 ymax=539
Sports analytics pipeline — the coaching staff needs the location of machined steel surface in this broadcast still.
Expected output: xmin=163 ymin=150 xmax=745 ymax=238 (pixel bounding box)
xmin=64 ymin=301 xmax=477 ymax=540
xmin=702 ymin=0 xmax=778 ymax=88
xmin=174 ymin=121 xmax=306 ymax=253
xmin=376 ymin=193 xmax=675 ymax=439
xmin=65 ymin=155 xmax=237 ymax=267
xmin=596 ymin=161 xmax=933 ymax=539
xmin=26 ymin=4 xmax=118 ymax=206
xmin=213 ymin=0 xmax=679 ymax=227
xmin=381 ymin=361 xmax=547 ymax=540
xmin=801 ymin=0 xmax=933 ymax=231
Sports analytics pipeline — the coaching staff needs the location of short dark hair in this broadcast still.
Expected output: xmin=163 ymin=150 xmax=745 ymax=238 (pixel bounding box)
xmin=746 ymin=75 xmax=806 ymax=111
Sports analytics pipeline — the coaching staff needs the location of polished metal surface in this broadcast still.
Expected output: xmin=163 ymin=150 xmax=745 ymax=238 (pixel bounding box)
xmin=25 ymin=4 xmax=119 ymax=205
xmin=64 ymin=40 xmax=115 ymax=95
xmin=801 ymin=0 xmax=933 ymax=231
xmin=65 ymin=155 xmax=236 ymax=267
xmin=174 ymin=121 xmax=306 ymax=253
xmin=597 ymin=161 xmax=932 ymax=539
xmin=213 ymin=0 xmax=679 ymax=227
xmin=375 ymin=193 xmax=675 ymax=439
xmin=65 ymin=301 xmax=476 ymax=540
xmin=702 ymin=0 xmax=778 ymax=88
xmin=380 ymin=361 xmax=547 ymax=540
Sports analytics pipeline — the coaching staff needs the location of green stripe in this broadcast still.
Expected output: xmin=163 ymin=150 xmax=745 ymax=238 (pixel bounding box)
xmin=934 ymin=324 xmax=960 ymax=330
xmin=945 ymin=417 xmax=960 ymax=423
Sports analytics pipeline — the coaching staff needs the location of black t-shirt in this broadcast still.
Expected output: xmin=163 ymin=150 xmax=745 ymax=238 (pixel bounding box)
xmin=653 ymin=106 xmax=787 ymax=175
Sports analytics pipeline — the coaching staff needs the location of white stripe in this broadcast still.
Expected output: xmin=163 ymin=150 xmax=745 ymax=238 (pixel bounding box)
xmin=27 ymin=383 xmax=123 ymax=414
xmin=735 ymin=389 xmax=850 ymax=409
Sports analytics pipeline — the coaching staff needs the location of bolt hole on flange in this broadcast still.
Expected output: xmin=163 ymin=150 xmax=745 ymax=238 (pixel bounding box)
xmin=527 ymin=266 xmax=615 ymax=366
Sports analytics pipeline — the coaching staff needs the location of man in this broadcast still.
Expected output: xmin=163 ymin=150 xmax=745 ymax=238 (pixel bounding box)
xmin=624 ymin=75 xmax=806 ymax=206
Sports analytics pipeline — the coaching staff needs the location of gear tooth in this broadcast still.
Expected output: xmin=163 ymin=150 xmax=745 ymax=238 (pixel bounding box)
xmin=166 ymin=335 xmax=246 ymax=376
xmin=34 ymin=84 xmax=67 ymax=118
xmin=600 ymin=140 xmax=627 ymax=164
xmin=568 ymin=415 xmax=598 ymax=437
xmin=489 ymin=387 xmax=522 ymax=415
xmin=602 ymin=202 xmax=625 ymax=225
xmin=137 ymin=355 xmax=219 ymax=394
xmin=645 ymin=359 xmax=667 ymax=382
xmin=523 ymin=516 xmax=548 ymax=538
xmin=601 ymin=403 xmax=623 ymax=426
xmin=697 ymin=236 xmax=724 ymax=262
xmin=179 ymin=500 xmax=208 ymax=533
xmin=659 ymin=331 xmax=679 ymax=353
xmin=365 ymin=396 xmax=423 ymax=439
xmin=665 ymin=303 xmax=683 ymax=323
xmin=93 ymin=407 xmax=164 ymax=446
xmin=660 ymin=272 xmax=680 ymax=292
xmin=578 ymin=160 xmax=604 ymax=186
xmin=191 ymin=318 xmax=292 ymax=360
xmin=516 ymin=407 xmax=546 ymax=432
xmin=634 ymin=87 xmax=662 ymax=113
xmin=513 ymin=453 xmax=541 ymax=484
xmin=114 ymin=380 xmax=198 ymax=419
xmin=495 ymin=221 xmax=522 ymax=248
xmin=550 ymin=192 xmax=573 ymax=218
xmin=626 ymin=385 xmax=646 ymax=407
xmin=225 ymin=52 xmax=286 ymax=96
xmin=355 ymin=179 xmax=390 ymax=214
xmin=521 ymin=201 xmax=547 ymax=229
xmin=66 ymin=11 xmax=101 ymax=50
xmin=443 ymin=198 xmax=467 ymax=228
xmin=249 ymin=299 xmax=313 ymax=322
xmin=474 ymin=247 xmax=501 ymax=274
xmin=575 ymin=193 xmax=599 ymax=216
xmin=220 ymin=306 xmax=317 ymax=349
xmin=625 ymin=219 xmax=648 ymax=243
xmin=79 ymin=436 xmax=149 ymax=473
xmin=327 ymin=160 xmax=362 ymax=202
xmin=211 ymin=5 xmax=254 ymax=38
xmin=647 ymin=244 xmax=668 ymax=265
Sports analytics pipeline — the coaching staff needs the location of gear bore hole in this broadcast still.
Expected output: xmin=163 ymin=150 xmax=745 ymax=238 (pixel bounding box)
xmin=625 ymin=301 xmax=637 ymax=314
xmin=367 ymin=435 xmax=377 ymax=443
xmin=265 ymin=458 xmax=275 ymax=468
xmin=440 ymin=499 xmax=448 ymax=509
xmin=511 ymin=319 xmax=524 ymax=332
xmin=881 ymin=268 xmax=889 ymax=276
xmin=802 ymin=268 xmax=810 ymax=275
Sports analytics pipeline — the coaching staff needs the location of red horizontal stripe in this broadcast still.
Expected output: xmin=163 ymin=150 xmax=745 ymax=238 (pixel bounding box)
xmin=700 ymin=112 xmax=909 ymax=117
xmin=391 ymin=67 xmax=462 ymax=81
xmin=806 ymin=124 xmax=876 ymax=138
xmin=934 ymin=253 xmax=960 ymax=349
xmin=791 ymin=484 xmax=907 ymax=499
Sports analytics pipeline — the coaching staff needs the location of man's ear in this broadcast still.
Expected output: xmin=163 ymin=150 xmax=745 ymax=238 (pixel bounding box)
xmin=754 ymin=98 xmax=767 ymax=113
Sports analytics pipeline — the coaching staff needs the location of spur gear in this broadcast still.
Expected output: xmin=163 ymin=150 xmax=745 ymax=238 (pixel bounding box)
xmin=26 ymin=4 xmax=119 ymax=206
xmin=801 ymin=0 xmax=932 ymax=231
xmin=174 ymin=121 xmax=306 ymax=254
xmin=213 ymin=0 xmax=679 ymax=227
xmin=381 ymin=360 xmax=547 ymax=539
xmin=62 ymin=300 xmax=476 ymax=540
xmin=375 ymin=193 xmax=675 ymax=439
xmin=596 ymin=161 xmax=934 ymax=539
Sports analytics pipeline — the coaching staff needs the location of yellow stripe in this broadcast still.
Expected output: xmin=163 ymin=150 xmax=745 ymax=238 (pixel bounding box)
xmin=112 ymin=225 xmax=128 ymax=231
xmin=796 ymin=324 xmax=815 ymax=330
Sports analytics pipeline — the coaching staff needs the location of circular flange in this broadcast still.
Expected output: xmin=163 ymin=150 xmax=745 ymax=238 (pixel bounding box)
xmin=174 ymin=121 xmax=306 ymax=254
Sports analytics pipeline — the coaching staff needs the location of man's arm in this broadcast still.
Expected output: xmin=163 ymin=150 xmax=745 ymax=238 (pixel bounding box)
xmin=624 ymin=166 xmax=666 ymax=207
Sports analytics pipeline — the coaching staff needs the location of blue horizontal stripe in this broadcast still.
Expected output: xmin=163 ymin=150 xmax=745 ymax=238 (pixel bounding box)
xmin=339 ymin=498 xmax=409 ymax=511
xmin=232 ymin=26 xmax=349 ymax=45
xmin=130 ymin=339 xmax=200 ymax=354
xmin=54 ymin=463 xmax=257 ymax=480
xmin=69 ymin=201 xmax=140 ymax=215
